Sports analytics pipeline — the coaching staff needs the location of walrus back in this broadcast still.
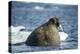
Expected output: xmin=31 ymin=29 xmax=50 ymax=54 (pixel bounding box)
xmin=25 ymin=17 xmax=60 ymax=47
xmin=25 ymin=23 xmax=48 ymax=46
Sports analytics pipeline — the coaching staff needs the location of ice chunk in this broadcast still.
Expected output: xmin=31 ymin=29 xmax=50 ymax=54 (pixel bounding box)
xmin=59 ymin=32 xmax=68 ymax=41
xmin=59 ymin=24 xmax=68 ymax=41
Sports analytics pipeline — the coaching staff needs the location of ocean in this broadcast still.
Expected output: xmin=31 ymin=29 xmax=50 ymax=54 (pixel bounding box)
xmin=9 ymin=1 xmax=78 ymax=53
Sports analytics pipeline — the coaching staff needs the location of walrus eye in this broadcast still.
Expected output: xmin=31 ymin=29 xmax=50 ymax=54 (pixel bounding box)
xmin=55 ymin=19 xmax=59 ymax=27
xmin=56 ymin=21 xmax=59 ymax=27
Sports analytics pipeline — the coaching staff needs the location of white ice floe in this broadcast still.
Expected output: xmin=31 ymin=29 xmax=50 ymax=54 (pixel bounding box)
xmin=10 ymin=26 xmax=31 ymax=44
xmin=11 ymin=31 xmax=31 ymax=44
xmin=59 ymin=32 xmax=68 ymax=41
xmin=11 ymin=26 xmax=26 ymax=33
xmin=59 ymin=24 xmax=68 ymax=41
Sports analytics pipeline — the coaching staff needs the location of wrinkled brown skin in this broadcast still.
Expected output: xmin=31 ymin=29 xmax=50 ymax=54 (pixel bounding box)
xmin=25 ymin=17 xmax=60 ymax=47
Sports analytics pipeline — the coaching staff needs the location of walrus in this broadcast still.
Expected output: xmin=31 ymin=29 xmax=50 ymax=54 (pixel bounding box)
xmin=25 ymin=17 xmax=60 ymax=47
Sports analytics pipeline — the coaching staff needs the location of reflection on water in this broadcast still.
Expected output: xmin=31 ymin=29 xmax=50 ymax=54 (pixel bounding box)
xmin=11 ymin=41 xmax=77 ymax=53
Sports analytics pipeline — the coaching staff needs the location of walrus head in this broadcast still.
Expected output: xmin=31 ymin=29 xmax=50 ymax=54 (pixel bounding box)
xmin=49 ymin=17 xmax=60 ymax=27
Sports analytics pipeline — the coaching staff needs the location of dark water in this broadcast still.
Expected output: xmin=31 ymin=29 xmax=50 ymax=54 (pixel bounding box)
xmin=11 ymin=41 xmax=77 ymax=53
xmin=10 ymin=1 xmax=78 ymax=53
